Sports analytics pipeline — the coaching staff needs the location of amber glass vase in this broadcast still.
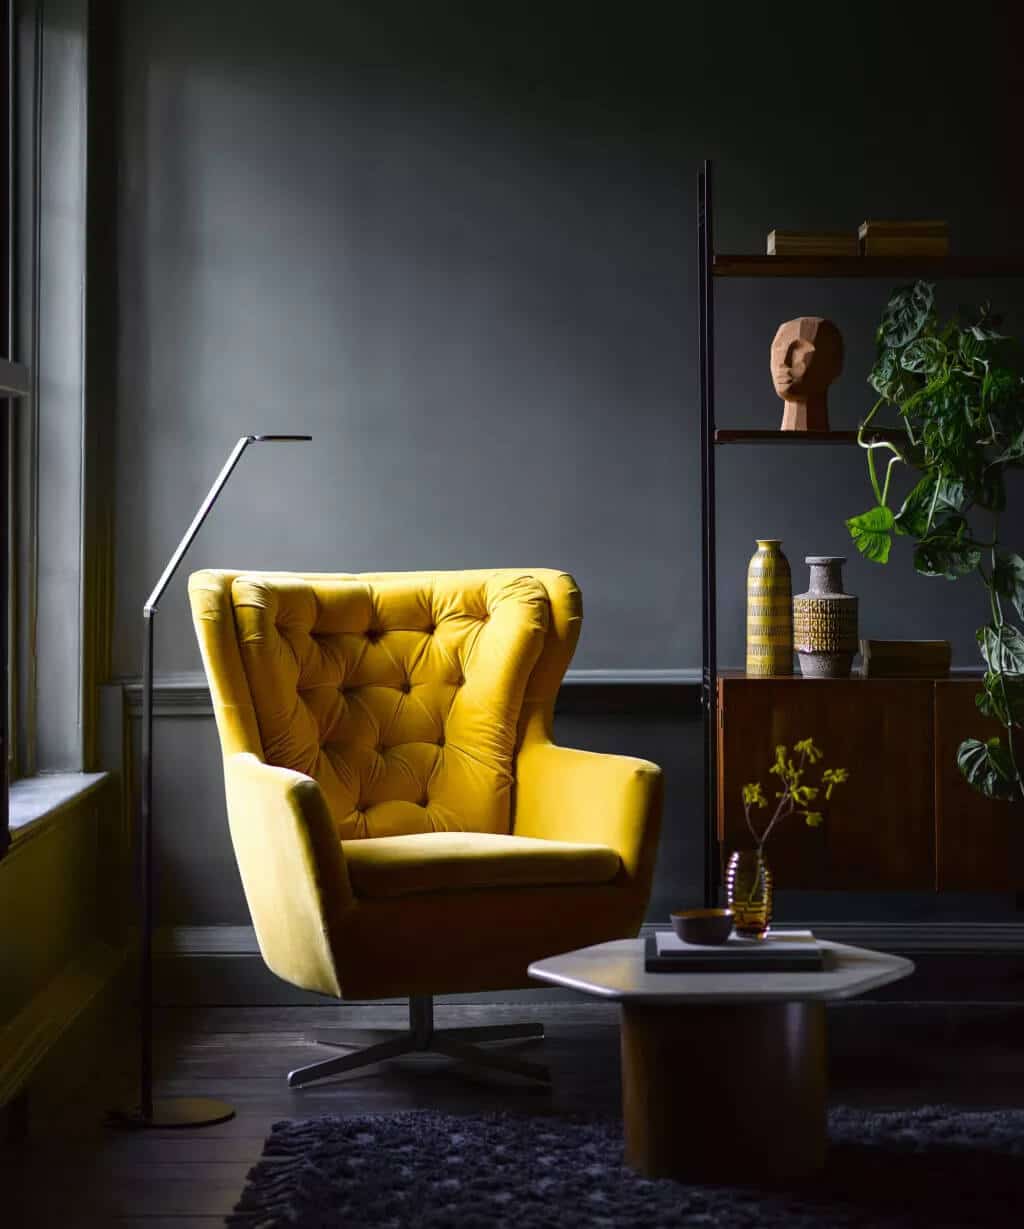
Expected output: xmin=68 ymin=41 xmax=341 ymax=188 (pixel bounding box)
xmin=726 ymin=850 xmax=773 ymax=939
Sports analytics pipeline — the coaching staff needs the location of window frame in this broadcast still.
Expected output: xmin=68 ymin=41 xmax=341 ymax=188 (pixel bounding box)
xmin=3 ymin=0 xmax=98 ymax=857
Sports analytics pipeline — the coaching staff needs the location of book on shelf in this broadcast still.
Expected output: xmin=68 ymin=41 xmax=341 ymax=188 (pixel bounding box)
xmin=859 ymin=639 xmax=952 ymax=678
xmin=858 ymin=219 xmax=948 ymax=236
xmin=862 ymin=237 xmax=951 ymax=256
xmin=766 ymin=229 xmax=859 ymax=257
xmin=644 ymin=929 xmax=825 ymax=974
xmin=858 ymin=219 xmax=950 ymax=257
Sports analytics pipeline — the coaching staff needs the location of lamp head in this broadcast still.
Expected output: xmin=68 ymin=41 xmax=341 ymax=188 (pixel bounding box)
xmin=250 ymin=434 xmax=313 ymax=442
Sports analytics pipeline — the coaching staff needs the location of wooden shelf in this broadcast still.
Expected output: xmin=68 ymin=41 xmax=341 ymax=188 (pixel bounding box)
xmin=712 ymin=254 xmax=1024 ymax=279
xmin=716 ymin=668 xmax=982 ymax=681
xmin=714 ymin=428 xmax=904 ymax=445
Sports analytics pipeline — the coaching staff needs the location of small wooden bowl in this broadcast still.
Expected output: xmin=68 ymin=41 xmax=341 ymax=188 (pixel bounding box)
xmin=670 ymin=908 xmax=734 ymax=945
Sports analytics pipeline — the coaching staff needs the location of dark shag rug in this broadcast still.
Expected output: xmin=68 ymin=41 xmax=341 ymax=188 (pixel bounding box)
xmin=227 ymin=1106 xmax=1024 ymax=1228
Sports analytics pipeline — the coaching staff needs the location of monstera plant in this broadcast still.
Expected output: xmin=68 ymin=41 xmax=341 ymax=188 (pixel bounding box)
xmin=847 ymin=280 xmax=1024 ymax=802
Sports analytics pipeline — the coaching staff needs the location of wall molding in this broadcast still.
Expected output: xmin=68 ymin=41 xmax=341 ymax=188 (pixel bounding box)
xmin=120 ymin=669 xmax=703 ymax=719
xmin=118 ymin=668 xmax=984 ymax=721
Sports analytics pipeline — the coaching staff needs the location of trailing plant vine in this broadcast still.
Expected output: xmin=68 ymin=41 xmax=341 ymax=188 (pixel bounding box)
xmin=847 ymin=281 xmax=1024 ymax=802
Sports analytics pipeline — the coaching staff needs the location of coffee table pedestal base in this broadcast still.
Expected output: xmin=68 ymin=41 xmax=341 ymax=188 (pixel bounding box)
xmin=621 ymin=1000 xmax=827 ymax=1181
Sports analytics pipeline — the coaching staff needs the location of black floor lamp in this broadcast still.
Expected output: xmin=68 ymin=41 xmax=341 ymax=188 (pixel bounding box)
xmin=111 ymin=433 xmax=312 ymax=1129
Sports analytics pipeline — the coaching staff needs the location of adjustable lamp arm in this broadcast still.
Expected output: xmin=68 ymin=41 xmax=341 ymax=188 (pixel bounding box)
xmin=144 ymin=435 xmax=312 ymax=615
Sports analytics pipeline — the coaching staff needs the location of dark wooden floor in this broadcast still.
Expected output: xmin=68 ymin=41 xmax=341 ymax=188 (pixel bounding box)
xmin=4 ymin=997 xmax=1024 ymax=1227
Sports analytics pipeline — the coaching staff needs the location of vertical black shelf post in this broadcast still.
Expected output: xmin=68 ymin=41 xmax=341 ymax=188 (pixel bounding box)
xmin=697 ymin=160 xmax=718 ymax=907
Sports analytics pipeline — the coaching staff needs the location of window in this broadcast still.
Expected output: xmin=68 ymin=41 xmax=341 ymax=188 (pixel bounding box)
xmin=1 ymin=0 xmax=89 ymax=854
xmin=0 ymin=0 xmax=26 ymax=854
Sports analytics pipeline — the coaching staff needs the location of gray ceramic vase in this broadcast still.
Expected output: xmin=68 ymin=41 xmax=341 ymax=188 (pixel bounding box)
xmin=793 ymin=556 xmax=858 ymax=678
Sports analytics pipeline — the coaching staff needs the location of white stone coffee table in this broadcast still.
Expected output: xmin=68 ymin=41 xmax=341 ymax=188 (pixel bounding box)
xmin=529 ymin=937 xmax=913 ymax=1181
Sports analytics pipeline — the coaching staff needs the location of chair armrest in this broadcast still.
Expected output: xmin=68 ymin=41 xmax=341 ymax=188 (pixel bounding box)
xmin=512 ymin=742 xmax=663 ymax=882
xmin=223 ymin=752 xmax=354 ymax=997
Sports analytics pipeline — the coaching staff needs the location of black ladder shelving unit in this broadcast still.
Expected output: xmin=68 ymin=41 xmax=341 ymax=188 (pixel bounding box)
xmin=696 ymin=158 xmax=1024 ymax=907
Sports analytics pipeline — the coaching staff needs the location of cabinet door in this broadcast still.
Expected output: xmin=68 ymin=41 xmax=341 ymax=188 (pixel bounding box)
xmin=717 ymin=677 xmax=934 ymax=890
xmin=935 ymin=679 xmax=1023 ymax=891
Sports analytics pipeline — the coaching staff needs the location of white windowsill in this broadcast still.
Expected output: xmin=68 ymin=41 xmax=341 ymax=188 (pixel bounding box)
xmin=9 ymin=772 xmax=109 ymax=844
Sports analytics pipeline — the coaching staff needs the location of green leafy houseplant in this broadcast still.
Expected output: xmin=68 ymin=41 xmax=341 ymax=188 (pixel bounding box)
xmin=846 ymin=280 xmax=1024 ymax=801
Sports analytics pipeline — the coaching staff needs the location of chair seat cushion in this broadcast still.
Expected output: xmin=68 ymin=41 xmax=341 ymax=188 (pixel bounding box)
xmin=342 ymin=831 xmax=621 ymax=899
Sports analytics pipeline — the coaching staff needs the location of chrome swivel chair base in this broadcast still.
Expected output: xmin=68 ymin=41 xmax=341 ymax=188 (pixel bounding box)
xmin=287 ymin=994 xmax=548 ymax=1087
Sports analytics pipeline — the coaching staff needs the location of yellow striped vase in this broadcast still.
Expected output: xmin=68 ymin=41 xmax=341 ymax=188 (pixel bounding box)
xmin=746 ymin=539 xmax=793 ymax=676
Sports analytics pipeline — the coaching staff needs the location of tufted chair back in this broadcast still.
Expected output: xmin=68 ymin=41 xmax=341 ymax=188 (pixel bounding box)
xmin=188 ymin=569 xmax=583 ymax=841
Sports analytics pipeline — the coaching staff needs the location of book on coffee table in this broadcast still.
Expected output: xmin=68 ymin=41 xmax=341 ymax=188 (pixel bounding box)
xmin=645 ymin=929 xmax=825 ymax=973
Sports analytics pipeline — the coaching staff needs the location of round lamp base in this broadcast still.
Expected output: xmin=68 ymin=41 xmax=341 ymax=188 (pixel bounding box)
xmin=108 ymin=1097 xmax=235 ymax=1129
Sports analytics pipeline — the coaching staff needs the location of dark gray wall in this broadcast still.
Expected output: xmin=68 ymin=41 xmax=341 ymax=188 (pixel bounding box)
xmin=111 ymin=1 xmax=1024 ymax=927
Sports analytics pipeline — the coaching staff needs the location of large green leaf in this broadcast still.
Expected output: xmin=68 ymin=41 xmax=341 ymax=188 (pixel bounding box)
xmin=981 ymin=366 xmax=1020 ymax=410
xmin=993 ymin=552 xmax=1024 ymax=622
xmin=957 ymin=329 xmax=984 ymax=370
xmin=913 ymin=533 xmax=981 ymax=578
xmin=936 ymin=477 xmax=968 ymax=516
xmin=977 ymin=623 xmax=1024 ymax=675
xmin=847 ymin=505 xmax=894 ymax=564
xmin=869 ymin=350 xmax=896 ymax=398
xmin=900 ymin=336 xmax=946 ymax=375
xmin=957 ymin=736 xmax=1017 ymax=800
xmin=894 ymin=475 xmax=935 ymax=538
xmin=969 ymin=322 xmax=1007 ymax=343
xmin=869 ymin=349 xmax=917 ymax=403
xmin=877 ymin=282 xmax=935 ymax=349
xmin=976 ymin=671 xmax=1024 ymax=727
xmin=894 ymin=474 xmax=967 ymax=539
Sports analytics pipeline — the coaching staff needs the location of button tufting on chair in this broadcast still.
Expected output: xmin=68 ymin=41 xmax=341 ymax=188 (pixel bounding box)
xmin=400 ymin=682 xmax=412 ymax=694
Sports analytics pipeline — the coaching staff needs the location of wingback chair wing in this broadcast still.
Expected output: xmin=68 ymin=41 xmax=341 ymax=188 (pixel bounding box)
xmin=189 ymin=568 xmax=663 ymax=1085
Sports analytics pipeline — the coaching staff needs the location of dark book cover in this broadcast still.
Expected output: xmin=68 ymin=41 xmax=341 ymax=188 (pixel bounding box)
xmin=643 ymin=934 xmax=826 ymax=974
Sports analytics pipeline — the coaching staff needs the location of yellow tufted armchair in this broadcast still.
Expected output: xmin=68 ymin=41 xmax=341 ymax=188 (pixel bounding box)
xmin=189 ymin=568 xmax=662 ymax=1085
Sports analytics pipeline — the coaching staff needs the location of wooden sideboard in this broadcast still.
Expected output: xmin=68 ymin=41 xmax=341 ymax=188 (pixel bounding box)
xmin=717 ymin=673 xmax=1023 ymax=891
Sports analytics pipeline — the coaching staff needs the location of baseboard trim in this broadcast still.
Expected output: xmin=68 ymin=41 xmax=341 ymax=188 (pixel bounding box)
xmin=784 ymin=922 xmax=1024 ymax=954
xmin=0 ymin=939 xmax=128 ymax=1107
xmin=159 ymin=921 xmax=1024 ymax=960
xmin=153 ymin=919 xmax=1024 ymax=1010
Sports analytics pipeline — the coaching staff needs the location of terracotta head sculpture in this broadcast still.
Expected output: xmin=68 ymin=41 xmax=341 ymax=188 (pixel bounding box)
xmin=770 ymin=317 xmax=844 ymax=431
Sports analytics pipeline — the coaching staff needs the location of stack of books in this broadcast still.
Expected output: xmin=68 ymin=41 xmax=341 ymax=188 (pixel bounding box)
xmin=859 ymin=639 xmax=952 ymax=678
xmin=858 ymin=220 xmax=949 ymax=257
xmin=645 ymin=929 xmax=825 ymax=973
xmin=766 ymin=230 xmax=859 ymax=257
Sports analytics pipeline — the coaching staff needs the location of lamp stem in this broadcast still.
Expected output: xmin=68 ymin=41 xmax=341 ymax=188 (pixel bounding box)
xmin=140 ymin=608 xmax=155 ymax=1121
